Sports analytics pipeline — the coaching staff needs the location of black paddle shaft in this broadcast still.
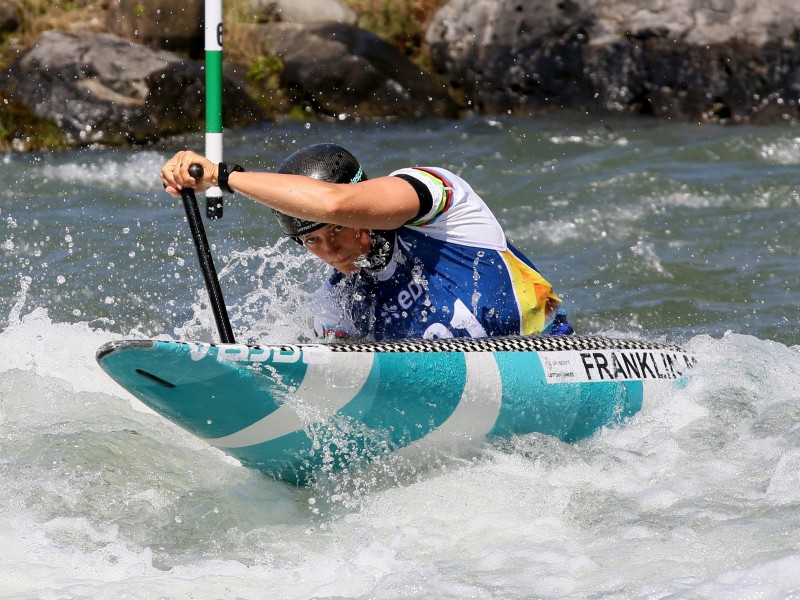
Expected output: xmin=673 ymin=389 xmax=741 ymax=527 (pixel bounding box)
xmin=180 ymin=164 xmax=235 ymax=344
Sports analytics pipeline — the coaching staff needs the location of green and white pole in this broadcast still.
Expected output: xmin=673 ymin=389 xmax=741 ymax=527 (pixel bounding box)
xmin=205 ymin=0 xmax=224 ymax=219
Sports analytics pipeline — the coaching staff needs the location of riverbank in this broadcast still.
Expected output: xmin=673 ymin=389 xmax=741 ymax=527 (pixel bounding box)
xmin=0 ymin=0 xmax=449 ymax=151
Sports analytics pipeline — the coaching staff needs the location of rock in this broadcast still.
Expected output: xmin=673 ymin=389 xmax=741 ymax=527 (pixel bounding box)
xmin=105 ymin=0 xmax=204 ymax=58
xmin=251 ymin=0 xmax=357 ymax=25
xmin=0 ymin=30 xmax=265 ymax=146
xmin=426 ymin=0 xmax=800 ymax=123
xmin=242 ymin=22 xmax=458 ymax=119
xmin=0 ymin=0 xmax=21 ymax=34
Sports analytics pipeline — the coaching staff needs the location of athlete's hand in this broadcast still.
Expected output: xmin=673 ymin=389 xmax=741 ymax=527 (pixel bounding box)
xmin=160 ymin=151 xmax=218 ymax=196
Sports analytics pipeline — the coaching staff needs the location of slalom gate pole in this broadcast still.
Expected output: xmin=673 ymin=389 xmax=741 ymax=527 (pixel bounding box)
xmin=204 ymin=0 xmax=224 ymax=219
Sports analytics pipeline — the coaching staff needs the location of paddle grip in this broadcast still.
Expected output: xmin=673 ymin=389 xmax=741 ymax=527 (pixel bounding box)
xmin=188 ymin=163 xmax=204 ymax=182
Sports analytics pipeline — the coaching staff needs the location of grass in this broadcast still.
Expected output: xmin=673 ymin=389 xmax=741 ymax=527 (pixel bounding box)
xmin=2 ymin=0 xmax=446 ymax=79
xmin=221 ymin=0 xmax=447 ymax=63
xmin=0 ymin=0 xmax=107 ymax=69
xmin=219 ymin=0 xmax=449 ymax=117
xmin=0 ymin=0 xmax=450 ymax=148
xmin=0 ymin=0 xmax=110 ymax=150
xmin=0 ymin=89 xmax=68 ymax=151
xmin=341 ymin=0 xmax=447 ymax=57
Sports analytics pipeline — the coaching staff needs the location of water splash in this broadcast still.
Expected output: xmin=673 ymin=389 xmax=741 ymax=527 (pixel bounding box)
xmin=630 ymin=240 xmax=673 ymax=278
xmin=177 ymin=237 xmax=327 ymax=344
xmin=41 ymin=150 xmax=168 ymax=192
xmin=7 ymin=274 xmax=32 ymax=326
xmin=759 ymin=137 xmax=800 ymax=165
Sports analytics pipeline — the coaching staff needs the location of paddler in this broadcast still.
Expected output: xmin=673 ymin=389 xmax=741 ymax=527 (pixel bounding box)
xmin=160 ymin=144 xmax=573 ymax=341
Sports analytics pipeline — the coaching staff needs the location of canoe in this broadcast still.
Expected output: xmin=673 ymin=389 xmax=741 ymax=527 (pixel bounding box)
xmin=97 ymin=334 xmax=695 ymax=485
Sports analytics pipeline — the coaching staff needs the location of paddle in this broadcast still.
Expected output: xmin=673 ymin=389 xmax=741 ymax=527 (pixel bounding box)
xmin=180 ymin=163 xmax=235 ymax=343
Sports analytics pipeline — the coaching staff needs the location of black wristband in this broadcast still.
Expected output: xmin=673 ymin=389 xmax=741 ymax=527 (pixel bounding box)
xmin=217 ymin=162 xmax=244 ymax=194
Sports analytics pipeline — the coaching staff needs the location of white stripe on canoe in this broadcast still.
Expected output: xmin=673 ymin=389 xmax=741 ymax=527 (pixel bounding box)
xmin=394 ymin=351 xmax=503 ymax=458
xmin=206 ymin=353 xmax=375 ymax=448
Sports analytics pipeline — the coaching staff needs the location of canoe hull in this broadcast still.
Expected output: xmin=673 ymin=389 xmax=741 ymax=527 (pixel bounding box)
xmin=97 ymin=336 xmax=694 ymax=484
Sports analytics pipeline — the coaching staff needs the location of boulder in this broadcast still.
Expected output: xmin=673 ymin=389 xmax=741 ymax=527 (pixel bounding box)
xmin=0 ymin=30 xmax=265 ymax=146
xmin=426 ymin=0 xmax=800 ymax=123
xmin=251 ymin=0 xmax=357 ymax=25
xmin=242 ymin=22 xmax=458 ymax=119
xmin=105 ymin=0 xmax=204 ymax=58
xmin=0 ymin=0 xmax=21 ymax=34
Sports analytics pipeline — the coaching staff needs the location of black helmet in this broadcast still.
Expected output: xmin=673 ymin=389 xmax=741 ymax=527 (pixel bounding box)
xmin=272 ymin=143 xmax=367 ymax=238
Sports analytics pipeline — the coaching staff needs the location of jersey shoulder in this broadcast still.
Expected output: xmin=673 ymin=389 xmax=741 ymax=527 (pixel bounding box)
xmin=391 ymin=166 xmax=506 ymax=249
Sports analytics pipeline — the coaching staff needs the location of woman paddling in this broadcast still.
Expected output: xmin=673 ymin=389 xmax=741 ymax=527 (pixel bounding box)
xmin=160 ymin=143 xmax=573 ymax=341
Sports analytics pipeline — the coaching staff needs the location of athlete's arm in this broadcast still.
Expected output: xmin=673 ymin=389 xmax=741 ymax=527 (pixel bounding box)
xmin=160 ymin=150 xmax=421 ymax=231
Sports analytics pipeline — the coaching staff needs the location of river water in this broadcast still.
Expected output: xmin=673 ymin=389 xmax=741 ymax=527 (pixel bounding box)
xmin=1 ymin=114 xmax=800 ymax=598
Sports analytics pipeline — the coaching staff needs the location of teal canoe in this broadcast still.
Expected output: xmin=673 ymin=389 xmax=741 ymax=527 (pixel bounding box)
xmin=97 ymin=335 xmax=695 ymax=485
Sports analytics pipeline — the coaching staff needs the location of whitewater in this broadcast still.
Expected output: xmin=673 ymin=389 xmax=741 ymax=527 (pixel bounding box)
xmin=1 ymin=115 xmax=800 ymax=599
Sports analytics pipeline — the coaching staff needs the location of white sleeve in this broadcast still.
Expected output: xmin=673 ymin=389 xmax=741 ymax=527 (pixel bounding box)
xmin=391 ymin=166 xmax=507 ymax=250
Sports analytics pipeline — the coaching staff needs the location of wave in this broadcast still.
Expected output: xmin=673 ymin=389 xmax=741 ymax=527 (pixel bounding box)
xmin=2 ymin=306 xmax=800 ymax=597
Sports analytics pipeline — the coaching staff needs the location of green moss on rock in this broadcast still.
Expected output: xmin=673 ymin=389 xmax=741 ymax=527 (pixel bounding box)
xmin=0 ymin=88 xmax=69 ymax=152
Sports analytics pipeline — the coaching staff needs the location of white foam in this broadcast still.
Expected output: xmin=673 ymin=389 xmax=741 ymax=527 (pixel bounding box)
xmin=759 ymin=137 xmax=800 ymax=165
xmin=3 ymin=312 xmax=800 ymax=598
